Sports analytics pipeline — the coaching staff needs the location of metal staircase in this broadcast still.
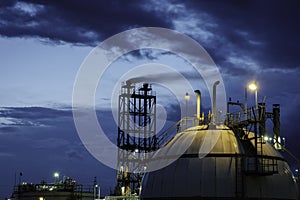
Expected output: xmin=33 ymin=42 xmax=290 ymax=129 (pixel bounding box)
xmin=227 ymin=103 xmax=280 ymax=177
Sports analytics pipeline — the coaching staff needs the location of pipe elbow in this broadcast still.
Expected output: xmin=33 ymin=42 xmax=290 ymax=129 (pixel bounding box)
xmin=213 ymin=81 xmax=220 ymax=87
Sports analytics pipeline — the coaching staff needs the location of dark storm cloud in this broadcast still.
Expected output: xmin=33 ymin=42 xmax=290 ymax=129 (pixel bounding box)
xmin=0 ymin=0 xmax=172 ymax=45
xmin=0 ymin=107 xmax=71 ymax=119
xmin=179 ymin=0 xmax=300 ymax=71
xmin=0 ymin=106 xmax=119 ymax=140
xmin=0 ymin=107 xmax=72 ymax=133
xmin=2 ymin=0 xmax=299 ymax=72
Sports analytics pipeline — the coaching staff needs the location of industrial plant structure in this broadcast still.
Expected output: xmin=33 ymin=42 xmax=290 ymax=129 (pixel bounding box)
xmin=10 ymin=176 xmax=98 ymax=200
xmin=9 ymin=81 xmax=298 ymax=200
xmin=116 ymin=82 xmax=158 ymax=196
xmin=116 ymin=81 xmax=299 ymax=200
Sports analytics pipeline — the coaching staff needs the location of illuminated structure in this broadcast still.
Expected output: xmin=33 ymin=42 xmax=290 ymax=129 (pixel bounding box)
xmin=11 ymin=176 xmax=97 ymax=200
xmin=140 ymin=81 xmax=298 ymax=200
xmin=116 ymin=82 xmax=157 ymax=195
xmin=141 ymin=126 xmax=297 ymax=199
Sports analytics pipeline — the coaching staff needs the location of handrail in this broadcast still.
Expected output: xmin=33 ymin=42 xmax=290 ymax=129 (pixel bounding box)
xmin=156 ymin=117 xmax=197 ymax=146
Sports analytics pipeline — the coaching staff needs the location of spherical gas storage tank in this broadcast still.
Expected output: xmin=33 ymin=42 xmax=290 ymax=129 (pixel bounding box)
xmin=141 ymin=125 xmax=298 ymax=200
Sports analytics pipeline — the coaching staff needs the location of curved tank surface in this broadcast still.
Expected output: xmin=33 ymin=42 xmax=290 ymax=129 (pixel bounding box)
xmin=141 ymin=125 xmax=298 ymax=200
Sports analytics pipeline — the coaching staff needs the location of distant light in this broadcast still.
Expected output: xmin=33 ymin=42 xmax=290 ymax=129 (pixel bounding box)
xmin=248 ymin=82 xmax=257 ymax=91
xmin=296 ymin=169 xmax=299 ymax=172
xmin=121 ymin=186 xmax=125 ymax=195
xmin=135 ymin=149 xmax=139 ymax=153
xmin=185 ymin=92 xmax=190 ymax=100
xmin=95 ymin=184 xmax=98 ymax=187
xmin=39 ymin=197 xmax=45 ymax=200
xmin=264 ymin=136 xmax=269 ymax=142
xmin=54 ymin=172 xmax=59 ymax=178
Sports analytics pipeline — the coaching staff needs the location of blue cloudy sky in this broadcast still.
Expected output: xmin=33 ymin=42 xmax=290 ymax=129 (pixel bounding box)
xmin=0 ymin=0 xmax=300 ymax=198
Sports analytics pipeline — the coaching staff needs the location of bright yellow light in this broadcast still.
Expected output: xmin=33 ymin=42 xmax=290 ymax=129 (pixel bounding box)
xmin=185 ymin=92 xmax=190 ymax=100
xmin=248 ymin=82 xmax=257 ymax=91
xmin=121 ymin=186 xmax=125 ymax=195
xmin=39 ymin=197 xmax=45 ymax=200
xmin=54 ymin=172 xmax=59 ymax=178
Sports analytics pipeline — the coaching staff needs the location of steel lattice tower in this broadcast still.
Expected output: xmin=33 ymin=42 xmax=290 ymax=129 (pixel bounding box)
xmin=116 ymin=82 xmax=157 ymax=195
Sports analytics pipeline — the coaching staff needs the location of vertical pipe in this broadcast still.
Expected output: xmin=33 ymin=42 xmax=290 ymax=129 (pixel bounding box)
xmin=98 ymin=186 xmax=101 ymax=199
xmin=194 ymin=90 xmax=201 ymax=121
xmin=273 ymin=104 xmax=280 ymax=150
xmin=255 ymin=90 xmax=258 ymax=110
xmin=213 ymin=81 xmax=220 ymax=124
xmin=259 ymin=103 xmax=266 ymax=137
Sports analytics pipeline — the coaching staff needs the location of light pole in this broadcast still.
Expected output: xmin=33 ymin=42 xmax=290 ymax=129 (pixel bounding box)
xmin=248 ymin=81 xmax=259 ymax=165
xmin=54 ymin=172 xmax=59 ymax=183
xmin=185 ymin=92 xmax=190 ymax=128
xmin=185 ymin=92 xmax=190 ymax=118
xmin=248 ymin=82 xmax=258 ymax=109
xmin=94 ymin=184 xmax=98 ymax=199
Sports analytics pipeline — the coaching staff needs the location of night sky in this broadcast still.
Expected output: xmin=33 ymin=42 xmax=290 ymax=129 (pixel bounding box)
xmin=1 ymin=0 xmax=300 ymax=199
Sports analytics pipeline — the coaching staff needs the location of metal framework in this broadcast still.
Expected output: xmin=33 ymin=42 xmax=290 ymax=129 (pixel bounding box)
xmin=226 ymin=100 xmax=282 ymax=198
xmin=12 ymin=179 xmax=96 ymax=200
xmin=116 ymin=82 xmax=157 ymax=196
